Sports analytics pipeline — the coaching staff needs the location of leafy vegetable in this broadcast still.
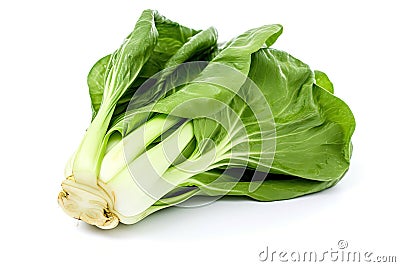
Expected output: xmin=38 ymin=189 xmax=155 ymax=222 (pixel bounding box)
xmin=58 ymin=10 xmax=355 ymax=229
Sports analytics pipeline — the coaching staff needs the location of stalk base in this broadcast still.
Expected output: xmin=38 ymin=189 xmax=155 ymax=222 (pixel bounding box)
xmin=58 ymin=177 xmax=119 ymax=229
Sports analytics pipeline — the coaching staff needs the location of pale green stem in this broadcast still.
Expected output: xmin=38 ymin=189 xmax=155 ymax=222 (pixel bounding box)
xmin=99 ymin=114 xmax=181 ymax=183
xmin=102 ymin=121 xmax=194 ymax=217
xmin=72 ymin=103 xmax=114 ymax=187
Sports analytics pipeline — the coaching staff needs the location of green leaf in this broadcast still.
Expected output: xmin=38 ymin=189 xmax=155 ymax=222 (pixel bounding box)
xmin=314 ymin=70 xmax=334 ymax=94
xmin=189 ymin=82 xmax=276 ymax=173
xmin=181 ymin=170 xmax=341 ymax=201
xmin=164 ymin=27 xmax=218 ymax=69
xmin=150 ymin=24 xmax=283 ymax=118
xmin=87 ymin=13 xmax=217 ymax=122
xmin=105 ymin=27 xmax=218 ymax=137
xmin=135 ymin=12 xmax=202 ymax=79
xmin=101 ymin=10 xmax=159 ymax=105
xmin=248 ymin=48 xmax=355 ymax=181
xmin=87 ymin=55 xmax=111 ymax=120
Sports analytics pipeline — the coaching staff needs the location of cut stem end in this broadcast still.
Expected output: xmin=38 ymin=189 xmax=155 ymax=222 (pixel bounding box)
xmin=57 ymin=178 xmax=119 ymax=229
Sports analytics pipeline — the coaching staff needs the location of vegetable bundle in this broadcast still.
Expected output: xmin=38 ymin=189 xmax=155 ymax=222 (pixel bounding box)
xmin=58 ymin=10 xmax=355 ymax=229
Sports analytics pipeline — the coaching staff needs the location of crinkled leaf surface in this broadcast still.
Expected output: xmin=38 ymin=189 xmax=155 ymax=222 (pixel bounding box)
xmin=248 ymin=49 xmax=355 ymax=181
xmin=150 ymin=25 xmax=283 ymax=118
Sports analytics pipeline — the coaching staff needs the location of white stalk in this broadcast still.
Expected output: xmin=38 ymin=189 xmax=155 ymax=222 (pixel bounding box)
xmin=161 ymin=148 xmax=219 ymax=186
xmin=102 ymin=121 xmax=194 ymax=217
xmin=99 ymin=114 xmax=181 ymax=183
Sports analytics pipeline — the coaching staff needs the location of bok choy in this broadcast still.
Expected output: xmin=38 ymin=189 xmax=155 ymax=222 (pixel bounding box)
xmin=58 ymin=10 xmax=355 ymax=229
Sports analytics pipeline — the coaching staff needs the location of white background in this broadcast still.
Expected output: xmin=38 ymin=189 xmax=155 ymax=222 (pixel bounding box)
xmin=1 ymin=0 xmax=399 ymax=266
